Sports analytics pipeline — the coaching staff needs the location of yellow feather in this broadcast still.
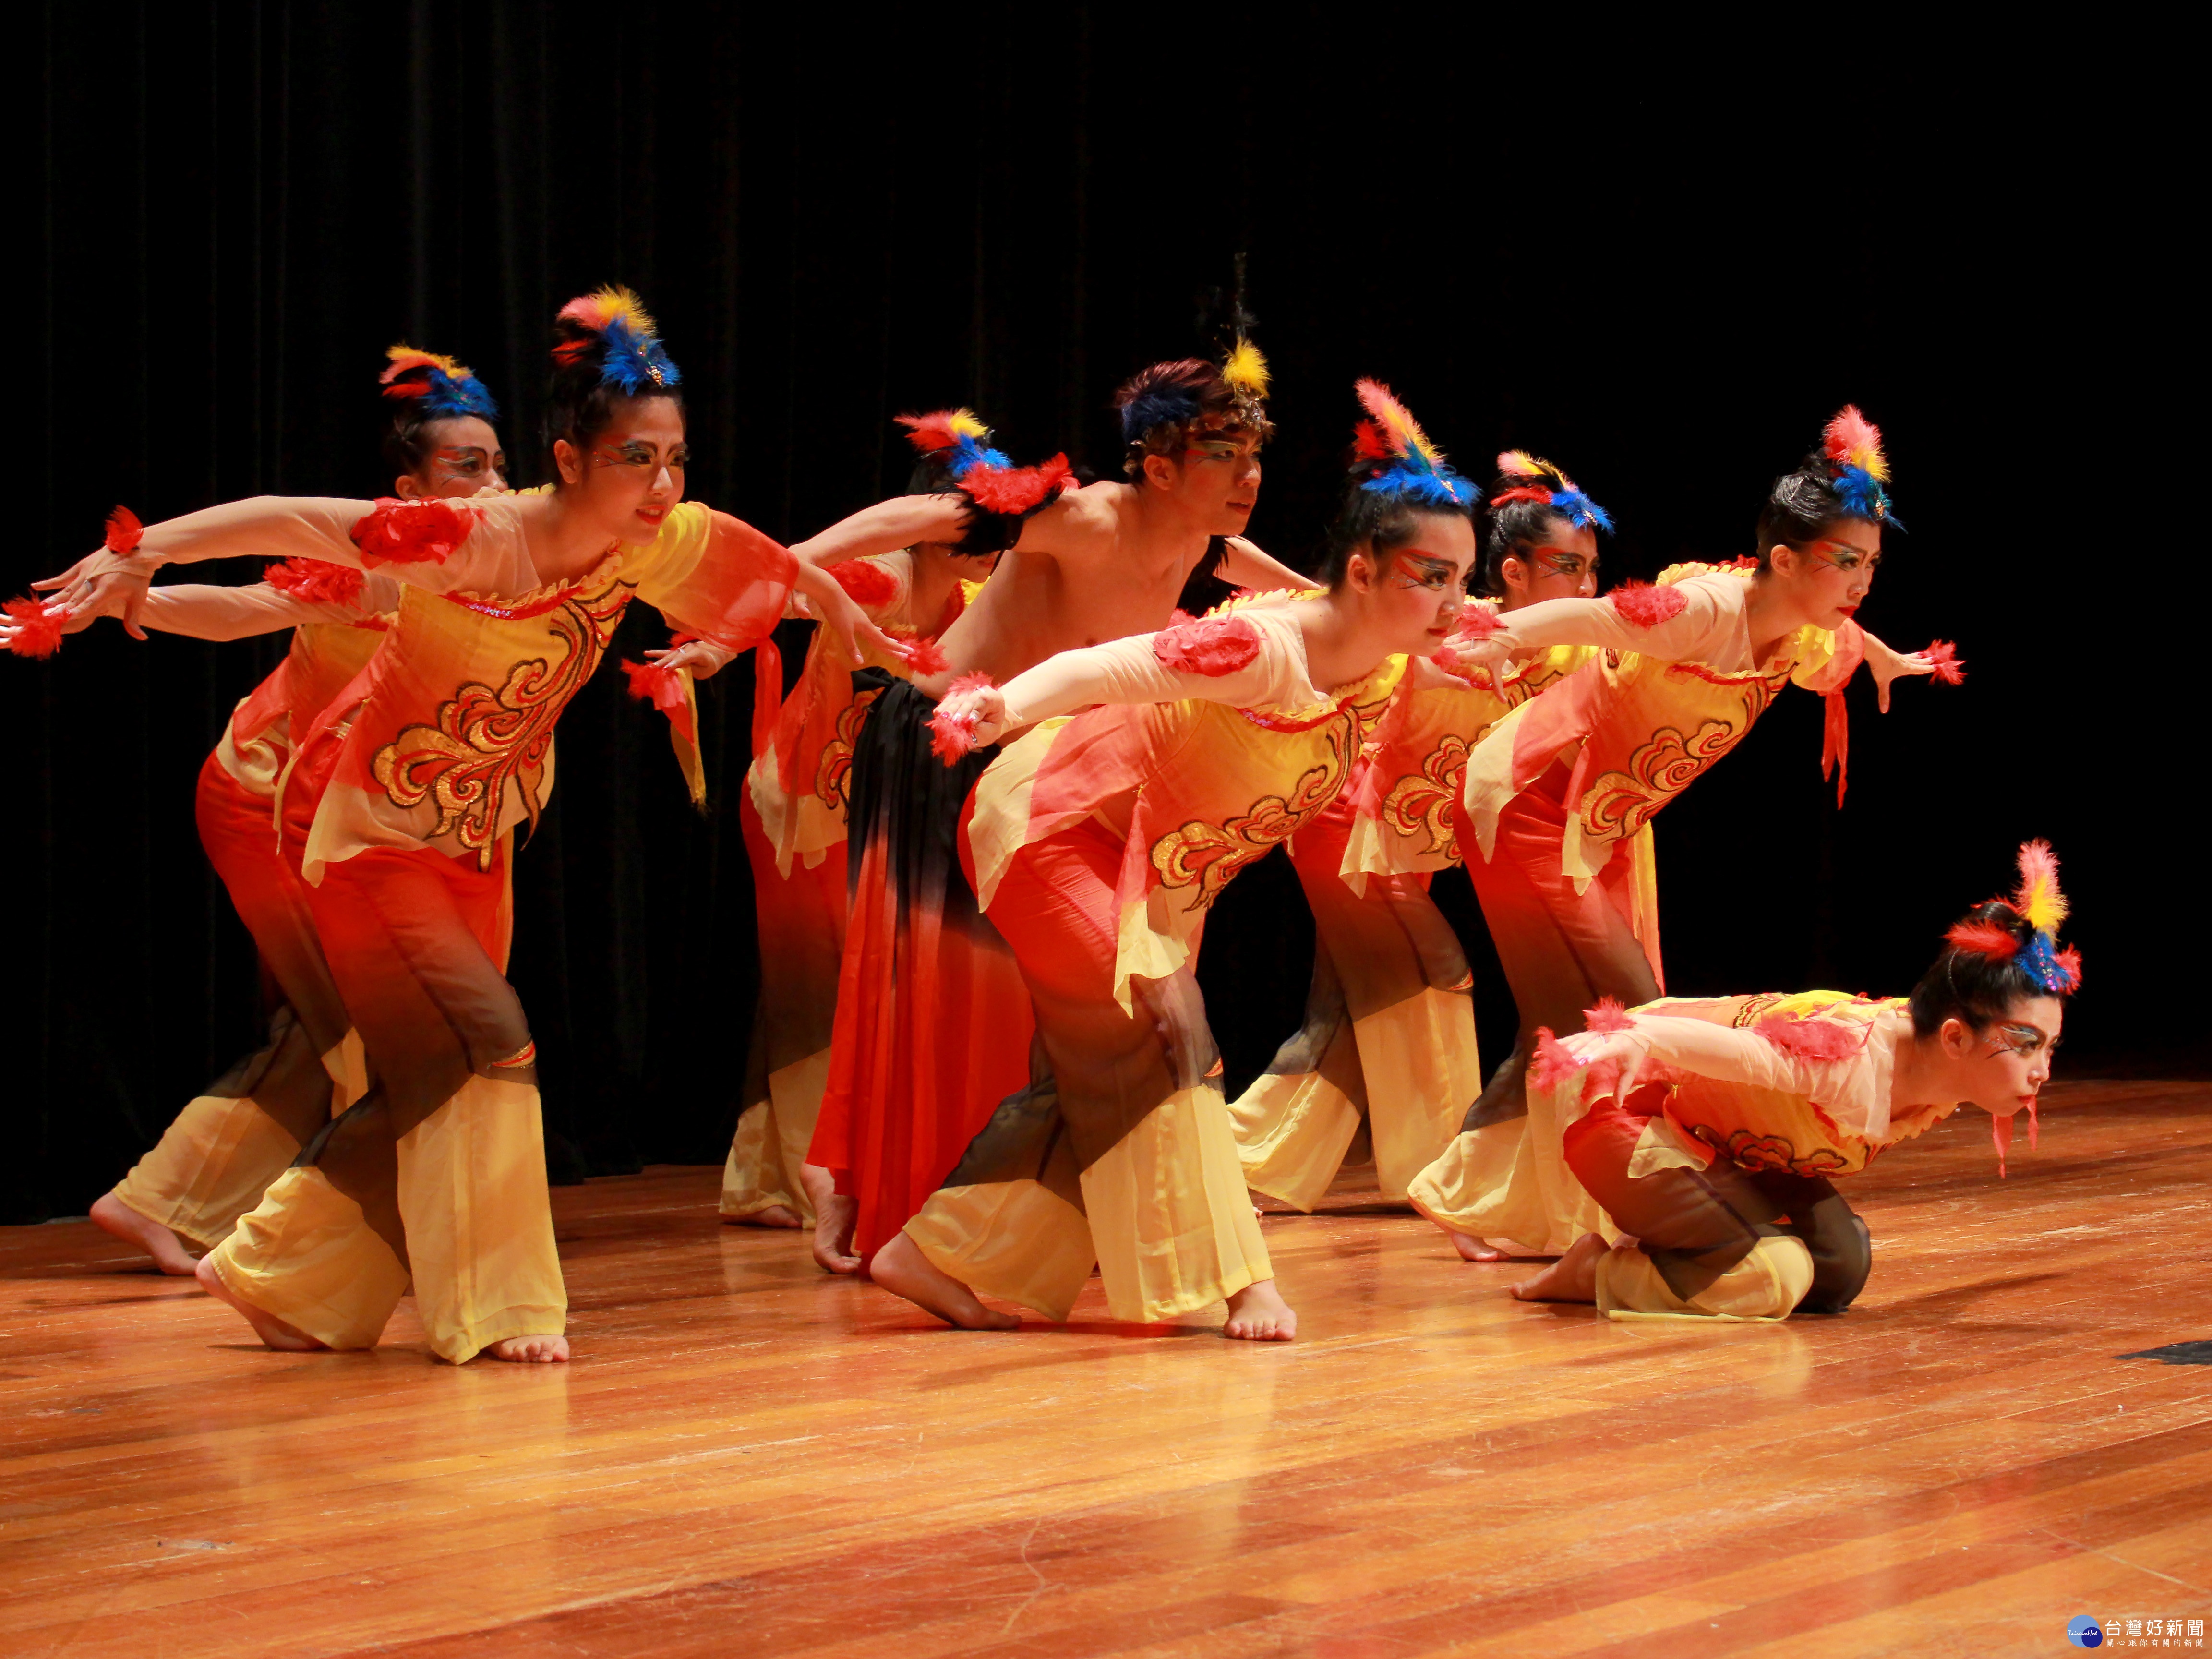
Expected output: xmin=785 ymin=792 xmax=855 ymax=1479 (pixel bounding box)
xmin=1223 ymin=337 xmax=1270 ymax=397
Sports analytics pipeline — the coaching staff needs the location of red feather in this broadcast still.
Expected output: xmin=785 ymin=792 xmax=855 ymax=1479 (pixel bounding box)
xmin=901 ymin=636 xmax=949 ymax=677
xmin=831 ymin=559 xmax=900 ymax=607
xmin=104 ymin=505 xmax=144 ymax=554
xmin=1945 ymin=919 xmax=2020 ymax=960
xmin=264 ymin=557 xmax=366 ymax=606
xmin=619 ymin=658 xmax=695 ymax=744
xmin=1583 ymin=997 xmax=1635 ymax=1033
xmin=1528 ymin=1027 xmax=1585 ymax=1092
xmin=963 ymin=456 xmax=1071 ymax=517
xmin=2052 ymin=945 xmax=2083 ymax=990
xmin=1488 ymin=485 xmax=1554 ymax=509
xmin=1351 ymin=421 xmax=1391 ymax=461
xmin=348 ymin=498 xmax=477 ymax=567
xmin=1452 ymin=601 xmax=1503 ymax=641
xmin=1153 ymin=613 xmax=1263 ymax=677
xmin=1754 ymin=1014 xmax=1867 ymax=1063
xmin=928 ymin=671 xmax=998 ymax=763
xmin=1924 ymin=639 xmax=1965 ymax=684
xmin=1823 ymin=405 xmax=1882 ymax=466
xmin=4 ymin=596 xmax=66 ymax=658
xmin=1608 ymin=581 xmax=1689 ymax=629
xmin=896 ymin=411 xmax=961 ymax=454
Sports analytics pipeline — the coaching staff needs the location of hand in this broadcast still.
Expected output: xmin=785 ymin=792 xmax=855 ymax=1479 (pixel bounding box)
xmin=33 ymin=554 xmax=157 ymax=640
xmin=0 ymin=598 xmax=66 ymax=649
xmin=1579 ymin=1030 xmax=1651 ymax=1102
xmin=935 ymin=682 xmax=1010 ymax=749
xmin=1861 ymin=634 xmax=1936 ymax=713
xmin=794 ymin=562 xmax=901 ymax=669
xmin=645 ymin=638 xmax=736 ymax=680
xmin=1436 ymin=632 xmax=1514 ymax=689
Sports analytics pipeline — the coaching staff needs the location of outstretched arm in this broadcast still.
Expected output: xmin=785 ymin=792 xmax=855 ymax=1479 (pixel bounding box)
xmin=932 ymin=621 xmax=1288 ymax=747
xmin=1219 ymin=537 xmax=1323 ymax=594
xmin=35 ymin=497 xmax=381 ymax=638
xmin=788 ymin=495 xmax=975 ymax=568
xmin=1442 ymin=577 xmax=1738 ymax=681
xmin=137 ymin=580 xmax=391 ymax=641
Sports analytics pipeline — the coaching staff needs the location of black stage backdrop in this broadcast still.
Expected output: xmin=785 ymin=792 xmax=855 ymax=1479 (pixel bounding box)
xmin=10 ymin=11 xmax=2191 ymax=1222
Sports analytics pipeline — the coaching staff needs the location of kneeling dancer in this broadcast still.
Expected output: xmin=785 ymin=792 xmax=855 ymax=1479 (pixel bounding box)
xmin=1513 ymin=841 xmax=2078 ymax=1321
xmin=870 ymin=380 xmax=1481 ymax=1340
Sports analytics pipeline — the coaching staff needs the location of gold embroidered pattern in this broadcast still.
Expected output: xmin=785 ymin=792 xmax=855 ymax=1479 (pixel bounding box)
xmin=1690 ymin=1123 xmax=1853 ymax=1178
xmin=373 ymin=582 xmax=634 ymax=868
xmin=1379 ymin=734 xmax=1469 ymax=862
xmin=1150 ymin=707 xmax=1363 ymax=912
xmin=815 ymin=685 xmax=884 ymax=815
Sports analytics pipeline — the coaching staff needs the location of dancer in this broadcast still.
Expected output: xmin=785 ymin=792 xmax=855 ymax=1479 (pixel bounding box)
xmin=18 ymin=348 xmax=497 ymax=1274
xmin=794 ymin=341 xmax=1315 ymax=1274
xmin=716 ymin=412 xmax=1002 ymax=1229
xmin=1410 ymin=408 xmax=1959 ymax=1258
xmin=34 ymin=288 xmax=865 ymax=1362
xmin=1230 ymin=451 xmax=1642 ymax=1214
xmin=867 ymin=380 xmax=1479 ymax=1340
xmin=1510 ymin=842 xmax=2078 ymax=1321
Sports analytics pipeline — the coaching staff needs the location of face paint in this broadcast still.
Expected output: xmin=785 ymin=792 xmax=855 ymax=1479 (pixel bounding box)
xmin=592 ymin=441 xmax=691 ymax=473
xmin=1390 ymin=549 xmax=1464 ymax=593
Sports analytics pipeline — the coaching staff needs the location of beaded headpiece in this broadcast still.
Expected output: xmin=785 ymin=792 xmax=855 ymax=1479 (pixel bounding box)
xmin=1488 ymin=451 xmax=1612 ymax=532
xmin=1350 ymin=380 xmax=1479 ymax=508
xmin=1945 ymin=840 xmax=2082 ymax=995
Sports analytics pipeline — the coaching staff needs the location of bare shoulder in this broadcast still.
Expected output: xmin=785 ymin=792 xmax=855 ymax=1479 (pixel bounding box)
xmin=1032 ymin=479 xmax=1132 ymax=549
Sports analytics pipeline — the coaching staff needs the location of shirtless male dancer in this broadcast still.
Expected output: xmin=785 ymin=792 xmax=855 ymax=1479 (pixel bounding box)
xmin=788 ymin=346 xmax=1315 ymax=1336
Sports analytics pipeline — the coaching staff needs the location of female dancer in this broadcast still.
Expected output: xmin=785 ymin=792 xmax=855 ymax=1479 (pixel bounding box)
xmin=789 ymin=343 xmax=1313 ymax=1276
xmin=866 ymin=381 xmax=1479 ymax=1341
xmin=1229 ymin=451 xmax=1644 ymax=1214
xmin=717 ymin=412 xmax=1003 ymax=1232
xmin=36 ymin=289 xmax=870 ymax=1363
xmin=1410 ymin=409 xmax=1958 ymax=1258
xmin=6 ymin=347 xmax=497 ymax=1273
xmin=1510 ymin=842 xmax=2078 ymax=1320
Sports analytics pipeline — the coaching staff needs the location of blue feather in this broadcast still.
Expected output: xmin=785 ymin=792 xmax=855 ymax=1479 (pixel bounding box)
xmin=2020 ymin=931 xmax=2072 ymax=993
xmin=948 ymin=435 xmax=1012 ymax=479
xmin=419 ymin=368 xmax=500 ymax=423
xmin=1120 ymin=387 xmax=1202 ymax=444
xmin=598 ymin=316 xmax=683 ymax=394
xmin=1832 ymin=465 xmax=1893 ymax=523
xmin=1550 ymin=488 xmax=1613 ymax=534
xmin=1362 ymin=461 xmax=1479 ymax=507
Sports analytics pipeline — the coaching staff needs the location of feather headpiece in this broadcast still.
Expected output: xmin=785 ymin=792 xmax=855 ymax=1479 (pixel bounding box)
xmin=380 ymin=345 xmax=499 ymax=422
xmin=1487 ymin=449 xmax=1614 ymax=533
xmin=1221 ymin=335 xmax=1270 ymax=427
xmin=554 ymin=285 xmax=682 ymax=393
xmin=1943 ymin=840 xmax=2082 ymax=994
xmin=898 ymin=409 xmax=1073 ymax=519
xmin=1821 ymin=405 xmax=1897 ymax=524
xmin=1351 ymin=380 xmax=1479 ymax=508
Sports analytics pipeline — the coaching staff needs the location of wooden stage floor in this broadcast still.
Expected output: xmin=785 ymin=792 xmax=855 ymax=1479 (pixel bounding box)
xmin=4 ymin=1079 xmax=2209 ymax=1658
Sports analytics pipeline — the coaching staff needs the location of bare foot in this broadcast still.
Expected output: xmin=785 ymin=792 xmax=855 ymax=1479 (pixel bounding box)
xmin=869 ymin=1233 xmax=1019 ymax=1330
xmin=1509 ymin=1232 xmax=1609 ymax=1303
xmin=193 ymin=1256 xmax=329 ymax=1351
xmin=1448 ymin=1230 xmax=1508 ymax=1263
xmin=90 ymin=1193 xmax=201 ymax=1275
xmin=727 ymin=1203 xmax=803 ymax=1230
xmin=485 ymin=1334 xmax=570 ymax=1363
xmin=801 ymin=1164 xmax=862 ymax=1275
xmin=1223 ymin=1278 xmax=1297 ymax=1341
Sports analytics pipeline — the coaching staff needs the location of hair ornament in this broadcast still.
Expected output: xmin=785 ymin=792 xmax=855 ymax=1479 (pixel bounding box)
xmin=899 ymin=409 xmax=1073 ymax=518
xmin=1490 ymin=451 xmax=1614 ymax=532
xmin=1944 ymin=839 xmax=2081 ymax=994
xmin=1821 ymin=405 xmax=1898 ymax=524
xmin=1220 ymin=335 xmax=1270 ymax=428
xmin=1351 ymin=380 xmax=1479 ymax=508
xmin=380 ymin=345 xmax=500 ymax=422
xmin=554 ymin=285 xmax=682 ymax=393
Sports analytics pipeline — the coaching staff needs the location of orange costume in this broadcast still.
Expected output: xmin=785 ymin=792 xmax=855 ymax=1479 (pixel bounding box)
xmin=1410 ymin=561 xmax=1870 ymax=1253
xmin=1537 ymin=992 xmax=1952 ymax=1320
xmin=83 ymin=493 xmax=793 ymax=1360
xmin=1229 ymin=640 xmax=1660 ymax=1212
xmin=905 ymin=600 xmax=1404 ymax=1322
xmin=105 ymin=575 xmax=401 ymax=1248
xmin=719 ymin=552 xmax=973 ymax=1224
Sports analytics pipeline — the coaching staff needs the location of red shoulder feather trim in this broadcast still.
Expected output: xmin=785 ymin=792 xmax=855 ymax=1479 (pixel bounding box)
xmin=1608 ymin=581 xmax=1689 ymax=629
xmin=1153 ymin=613 xmax=1263 ymax=677
xmin=349 ymin=498 xmax=478 ymax=567
xmin=831 ymin=559 xmax=900 ymax=608
xmin=264 ymin=557 xmax=366 ymax=606
xmin=1753 ymin=1014 xmax=1867 ymax=1063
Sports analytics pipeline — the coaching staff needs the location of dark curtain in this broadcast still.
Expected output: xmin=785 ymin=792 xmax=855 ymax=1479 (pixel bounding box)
xmin=11 ymin=9 xmax=2189 ymax=1221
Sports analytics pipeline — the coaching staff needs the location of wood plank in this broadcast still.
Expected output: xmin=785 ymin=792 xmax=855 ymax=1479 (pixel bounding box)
xmin=2 ymin=1079 xmax=2206 ymax=1657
